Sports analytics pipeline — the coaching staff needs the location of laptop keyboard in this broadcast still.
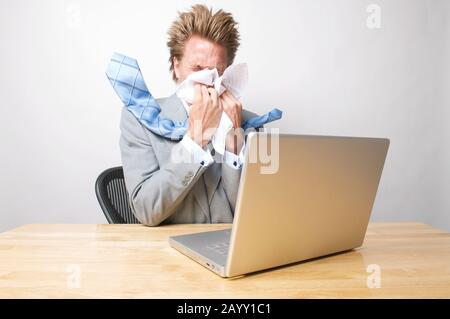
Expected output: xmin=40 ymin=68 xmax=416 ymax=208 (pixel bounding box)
xmin=206 ymin=242 xmax=230 ymax=255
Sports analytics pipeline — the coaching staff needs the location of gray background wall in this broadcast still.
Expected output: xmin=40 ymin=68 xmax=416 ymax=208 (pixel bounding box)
xmin=0 ymin=0 xmax=448 ymax=232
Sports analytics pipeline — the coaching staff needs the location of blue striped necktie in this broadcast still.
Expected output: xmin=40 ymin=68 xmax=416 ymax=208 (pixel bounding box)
xmin=106 ymin=52 xmax=282 ymax=140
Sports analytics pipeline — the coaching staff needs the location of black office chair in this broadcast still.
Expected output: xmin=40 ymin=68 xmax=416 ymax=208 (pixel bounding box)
xmin=95 ymin=166 xmax=140 ymax=224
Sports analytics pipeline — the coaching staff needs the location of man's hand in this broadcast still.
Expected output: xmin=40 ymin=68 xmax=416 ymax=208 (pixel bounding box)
xmin=187 ymin=84 xmax=223 ymax=148
xmin=220 ymin=90 xmax=242 ymax=129
xmin=221 ymin=91 xmax=244 ymax=155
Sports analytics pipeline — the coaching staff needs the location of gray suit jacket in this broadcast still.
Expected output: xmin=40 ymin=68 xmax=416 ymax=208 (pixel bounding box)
xmin=119 ymin=93 xmax=257 ymax=226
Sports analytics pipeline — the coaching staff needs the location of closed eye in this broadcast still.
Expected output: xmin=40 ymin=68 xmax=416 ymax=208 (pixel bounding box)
xmin=191 ymin=65 xmax=204 ymax=72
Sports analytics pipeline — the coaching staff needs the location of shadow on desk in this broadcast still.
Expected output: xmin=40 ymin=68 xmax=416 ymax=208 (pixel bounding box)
xmin=226 ymin=248 xmax=365 ymax=280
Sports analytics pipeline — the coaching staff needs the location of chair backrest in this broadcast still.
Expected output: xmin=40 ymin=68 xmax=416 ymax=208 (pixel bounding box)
xmin=95 ymin=166 xmax=140 ymax=224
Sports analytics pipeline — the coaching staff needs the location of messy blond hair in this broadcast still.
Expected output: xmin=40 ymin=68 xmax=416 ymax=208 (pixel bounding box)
xmin=167 ymin=4 xmax=240 ymax=81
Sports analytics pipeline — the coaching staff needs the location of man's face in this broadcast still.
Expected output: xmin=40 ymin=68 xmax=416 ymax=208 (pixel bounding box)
xmin=173 ymin=35 xmax=228 ymax=83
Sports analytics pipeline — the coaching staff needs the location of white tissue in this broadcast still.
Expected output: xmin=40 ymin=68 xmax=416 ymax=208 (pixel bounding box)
xmin=176 ymin=63 xmax=248 ymax=155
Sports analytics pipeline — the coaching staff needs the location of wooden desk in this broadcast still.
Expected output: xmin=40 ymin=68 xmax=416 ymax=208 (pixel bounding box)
xmin=0 ymin=223 xmax=449 ymax=298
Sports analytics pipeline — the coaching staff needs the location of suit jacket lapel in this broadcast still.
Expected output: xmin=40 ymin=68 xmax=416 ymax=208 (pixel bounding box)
xmin=203 ymin=147 xmax=222 ymax=205
xmin=160 ymin=93 xmax=212 ymax=221
xmin=159 ymin=93 xmax=188 ymax=122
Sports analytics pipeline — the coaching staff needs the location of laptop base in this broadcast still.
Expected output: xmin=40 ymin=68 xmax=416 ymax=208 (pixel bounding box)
xmin=169 ymin=229 xmax=232 ymax=277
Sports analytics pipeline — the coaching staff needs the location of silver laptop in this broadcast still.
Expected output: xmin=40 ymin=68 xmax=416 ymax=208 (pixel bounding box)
xmin=169 ymin=132 xmax=390 ymax=277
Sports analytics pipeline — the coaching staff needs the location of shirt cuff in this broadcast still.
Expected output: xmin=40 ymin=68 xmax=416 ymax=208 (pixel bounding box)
xmin=223 ymin=140 xmax=245 ymax=170
xmin=180 ymin=134 xmax=214 ymax=167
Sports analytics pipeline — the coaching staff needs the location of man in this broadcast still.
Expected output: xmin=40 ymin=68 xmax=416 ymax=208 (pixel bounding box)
xmin=120 ymin=4 xmax=258 ymax=226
